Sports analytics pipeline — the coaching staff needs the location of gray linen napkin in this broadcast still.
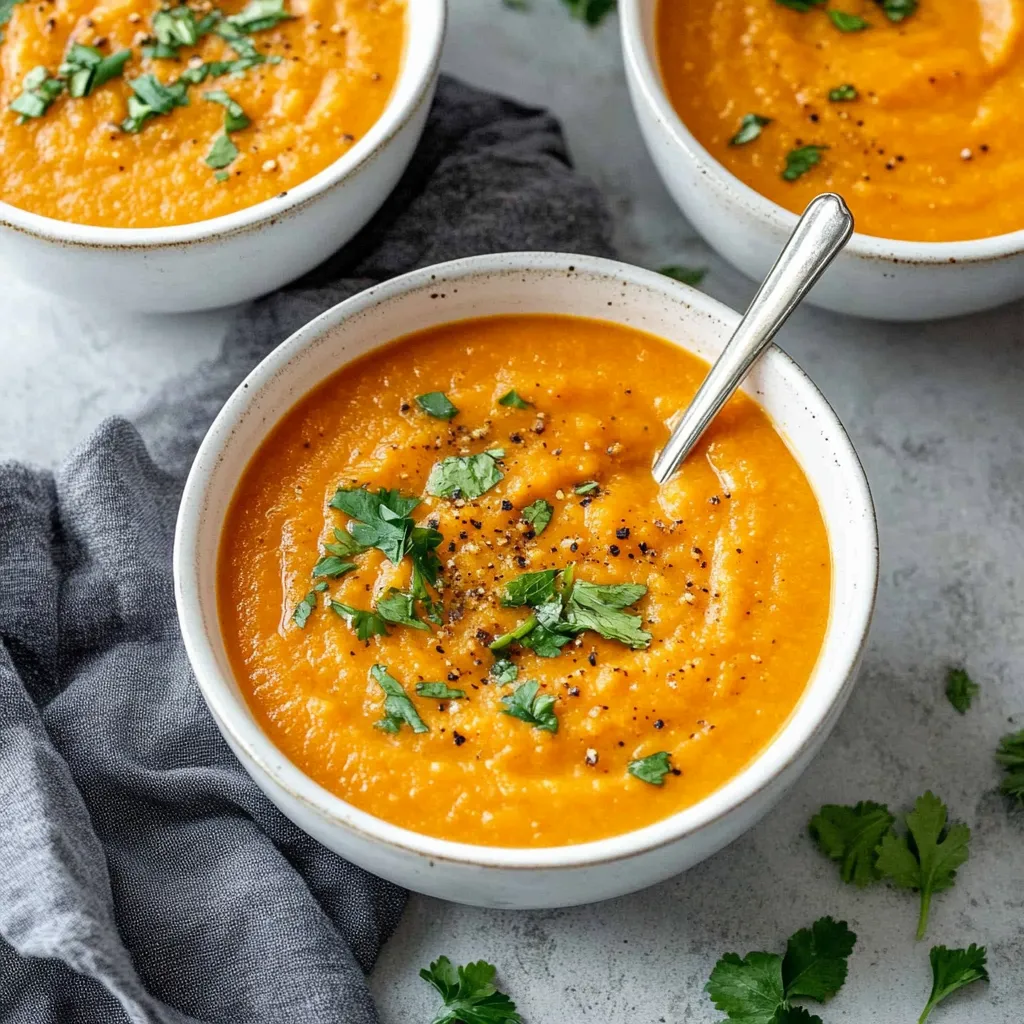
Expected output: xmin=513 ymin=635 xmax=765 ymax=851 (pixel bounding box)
xmin=0 ymin=77 xmax=612 ymax=1024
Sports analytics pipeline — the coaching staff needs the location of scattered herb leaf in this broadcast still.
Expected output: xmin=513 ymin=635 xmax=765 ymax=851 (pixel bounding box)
xmin=371 ymin=664 xmax=428 ymax=734
xmin=226 ymin=0 xmax=293 ymax=32
xmin=827 ymin=8 xmax=870 ymax=30
xmin=498 ymin=389 xmax=532 ymax=409
xmin=731 ymin=112 xmax=771 ymax=146
xmin=874 ymin=0 xmax=916 ymax=21
xmin=782 ymin=917 xmax=858 ymax=1002
xmin=121 ymin=74 xmax=189 ymax=132
xmin=331 ymin=601 xmax=390 ymax=641
xmin=502 ymin=569 xmax=558 ymax=607
xmin=426 ymin=452 xmax=504 ymax=500
xmin=205 ymin=132 xmax=239 ymax=169
xmin=292 ymin=581 xmax=328 ymax=628
xmin=782 ymin=145 xmax=827 ymax=181
xmin=628 ymin=751 xmax=673 ymax=785
xmin=9 ymin=66 xmax=63 ymax=120
xmin=808 ymin=800 xmax=895 ymax=886
xmin=566 ymin=580 xmax=651 ymax=649
xmin=59 ymin=44 xmax=131 ymax=98
xmin=775 ymin=0 xmax=827 ymax=10
xmin=312 ymin=555 xmax=357 ymax=579
xmin=376 ymin=588 xmax=431 ymax=632
xmin=996 ymin=728 xmax=1024 ymax=805
xmin=559 ymin=0 xmax=616 ymax=26
xmin=329 ymin=487 xmax=420 ymax=564
xmin=521 ymin=498 xmax=553 ymax=535
xmin=918 ymin=945 xmax=989 ymax=1023
xmin=153 ymin=5 xmax=201 ymax=49
xmin=574 ymin=480 xmax=599 ymax=495
xmin=501 ymin=680 xmax=558 ymax=733
xmin=659 ymin=265 xmax=708 ymax=286
xmin=828 ymin=83 xmax=858 ymax=101
xmin=416 ymin=391 xmax=459 ymax=420
xmin=416 ymin=682 xmax=466 ymax=700
xmin=204 ymin=89 xmax=250 ymax=131
xmin=945 ymin=667 xmax=978 ymax=714
xmin=419 ymin=956 xmax=522 ymax=1024
xmin=490 ymin=659 xmax=519 ymax=684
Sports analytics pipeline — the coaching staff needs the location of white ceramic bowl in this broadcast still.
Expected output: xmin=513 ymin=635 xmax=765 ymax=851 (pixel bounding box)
xmin=174 ymin=251 xmax=878 ymax=909
xmin=0 ymin=0 xmax=445 ymax=313
xmin=620 ymin=0 xmax=1024 ymax=321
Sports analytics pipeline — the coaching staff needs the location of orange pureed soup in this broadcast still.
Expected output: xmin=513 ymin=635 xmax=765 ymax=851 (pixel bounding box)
xmin=657 ymin=0 xmax=1024 ymax=242
xmin=0 ymin=0 xmax=404 ymax=227
xmin=219 ymin=315 xmax=831 ymax=847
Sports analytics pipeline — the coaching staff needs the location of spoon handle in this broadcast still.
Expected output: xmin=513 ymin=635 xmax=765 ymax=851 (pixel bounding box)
xmin=651 ymin=193 xmax=854 ymax=486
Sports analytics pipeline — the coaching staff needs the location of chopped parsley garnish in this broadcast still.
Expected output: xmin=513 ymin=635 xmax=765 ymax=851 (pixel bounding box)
xmin=59 ymin=44 xmax=131 ymax=98
xmin=659 ymin=265 xmax=708 ymax=286
xmin=419 ymin=956 xmax=522 ymax=1024
xmin=520 ymin=498 xmax=553 ymax=535
xmin=705 ymin=917 xmax=856 ymax=1022
xmin=996 ymin=728 xmax=1024 ymax=805
xmin=567 ymin=580 xmax=650 ymax=647
xmin=415 ymin=391 xmax=459 ymax=419
xmin=775 ymin=0 xmax=826 ymax=10
xmin=945 ymin=667 xmax=978 ymax=714
xmin=376 ymin=588 xmax=431 ymax=631
xmin=152 ymin=5 xmax=203 ymax=51
xmin=324 ymin=526 xmax=369 ymax=559
xmin=226 ymin=0 xmax=293 ymax=33
xmin=559 ymin=0 xmax=616 ymax=26
xmin=214 ymin=170 xmax=230 ymax=182
xmin=502 ymin=569 xmax=558 ymax=607
xmin=808 ymin=800 xmax=894 ymax=885
xmin=0 ymin=0 xmax=25 ymax=42
xmin=498 ymin=389 xmax=532 ymax=409
xmin=311 ymin=554 xmax=356 ymax=579
xmin=204 ymin=89 xmax=250 ymax=131
xmin=416 ymin=682 xmax=466 ymax=700
xmin=782 ymin=145 xmax=827 ymax=181
xmin=730 ymin=112 xmax=771 ymax=146
xmin=292 ymin=580 xmax=327 ymax=628
xmin=426 ymin=451 xmax=504 ymax=500
xmin=828 ymin=83 xmax=858 ymax=102
xmin=121 ymin=74 xmax=189 ymax=133
xmin=205 ymin=133 xmax=239 ymax=169
xmin=501 ymin=680 xmax=558 ymax=733
xmin=9 ymin=66 xmax=63 ymax=121
xmin=490 ymin=659 xmax=519 ymax=684
xmin=876 ymin=791 xmax=970 ymax=939
xmin=918 ymin=945 xmax=989 ymax=1023
xmin=628 ymin=751 xmax=673 ymax=785
xmin=827 ymin=8 xmax=870 ymax=30
xmin=873 ymin=0 xmax=916 ymax=21
xmin=329 ymin=486 xmax=421 ymax=564
xmin=370 ymin=664 xmax=428 ymax=734
xmin=330 ymin=601 xmax=390 ymax=641
xmin=573 ymin=480 xmax=599 ymax=495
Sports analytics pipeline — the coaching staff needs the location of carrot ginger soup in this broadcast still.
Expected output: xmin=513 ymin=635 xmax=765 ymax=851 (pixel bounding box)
xmin=218 ymin=315 xmax=831 ymax=847
xmin=658 ymin=0 xmax=1024 ymax=242
xmin=0 ymin=0 xmax=404 ymax=227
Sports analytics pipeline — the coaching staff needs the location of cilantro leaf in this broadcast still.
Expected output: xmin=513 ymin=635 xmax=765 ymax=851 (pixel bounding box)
xmin=876 ymin=791 xmax=971 ymax=939
xmin=376 ymin=588 xmax=430 ymax=631
xmin=426 ymin=452 xmax=504 ymax=500
xmin=153 ymin=5 xmax=201 ymax=48
xmin=498 ymin=389 xmax=532 ymax=409
xmin=659 ymin=265 xmax=708 ymax=286
xmin=828 ymin=83 xmax=858 ymax=102
xmin=59 ymin=44 xmax=131 ymax=98
xmin=995 ymin=728 xmax=1024 ymax=805
xmin=371 ymin=664 xmax=428 ymax=734
xmin=330 ymin=601 xmax=390 ymax=641
xmin=827 ymin=9 xmax=870 ymax=30
xmin=573 ymin=480 xmax=599 ymax=495
xmin=416 ymin=391 xmax=459 ymax=420
xmin=205 ymin=133 xmax=239 ymax=170
xmin=419 ymin=956 xmax=522 ymax=1024
xmin=918 ymin=945 xmax=989 ymax=1023
xmin=501 ymin=680 xmax=558 ymax=733
xmin=204 ymin=89 xmax=250 ymax=131
xmin=489 ymin=616 xmax=540 ymax=653
xmin=782 ymin=917 xmax=856 ymax=1002
xmin=329 ymin=486 xmax=420 ymax=564
xmin=9 ymin=66 xmax=63 ymax=120
xmin=731 ymin=112 xmax=771 ymax=146
xmin=324 ymin=526 xmax=369 ymax=559
xmin=874 ymin=0 xmax=916 ymax=21
xmin=416 ymin=682 xmax=465 ymax=700
xmin=945 ymin=667 xmax=978 ymax=714
xmin=808 ymin=800 xmax=894 ymax=886
xmin=292 ymin=581 xmax=327 ymax=628
xmin=0 ymin=0 xmax=26 ymax=42
xmin=502 ymin=569 xmax=558 ymax=607
xmin=706 ymin=951 xmax=786 ymax=1023
xmin=776 ymin=1010 xmax=823 ymax=1024
xmin=775 ymin=0 xmax=826 ymax=9
xmin=628 ymin=751 xmax=673 ymax=785
xmin=565 ymin=579 xmax=651 ymax=649
xmin=782 ymin=145 xmax=827 ymax=182
xmin=312 ymin=555 xmax=356 ymax=579
xmin=560 ymin=0 xmax=616 ymax=26
xmin=226 ymin=0 xmax=293 ymax=32
xmin=521 ymin=498 xmax=553 ymax=535
xmin=490 ymin=659 xmax=518 ymax=684
xmin=121 ymin=74 xmax=189 ymax=133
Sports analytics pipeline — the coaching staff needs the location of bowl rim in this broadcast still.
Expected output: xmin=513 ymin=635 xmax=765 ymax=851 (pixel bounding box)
xmin=174 ymin=250 xmax=879 ymax=871
xmin=618 ymin=0 xmax=1024 ymax=264
xmin=0 ymin=0 xmax=446 ymax=249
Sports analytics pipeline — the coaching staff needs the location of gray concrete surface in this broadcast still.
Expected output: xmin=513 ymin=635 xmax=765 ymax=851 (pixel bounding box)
xmin=2 ymin=1 xmax=1021 ymax=1020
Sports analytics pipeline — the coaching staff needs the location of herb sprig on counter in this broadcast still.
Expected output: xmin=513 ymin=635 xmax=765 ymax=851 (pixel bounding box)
xmin=945 ymin=667 xmax=978 ymax=713
xmin=996 ymin=728 xmax=1024 ymax=805
xmin=420 ymin=956 xmax=522 ymax=1024
xmin=808 ymin=801 xmax=894 ymax=885
xmin=918 ymin=945 xmax=989 ymax=1023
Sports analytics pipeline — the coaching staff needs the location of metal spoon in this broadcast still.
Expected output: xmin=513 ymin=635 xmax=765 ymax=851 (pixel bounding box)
xmin=651 ymin=193 xmax=854 ymax=486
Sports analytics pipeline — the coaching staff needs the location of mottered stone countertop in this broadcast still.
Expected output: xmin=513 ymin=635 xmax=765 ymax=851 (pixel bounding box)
xmin=2 ymin=2 xmax=1021 ymax=1020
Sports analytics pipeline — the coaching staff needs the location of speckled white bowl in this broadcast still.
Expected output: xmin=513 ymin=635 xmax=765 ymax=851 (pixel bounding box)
xmin=0 ymin=0 xmax=445 ymax=313
xmin=620 ymin=0 xmax=1024 ymax=321
xmin=174 ymin=251 xmax=878 ymax=909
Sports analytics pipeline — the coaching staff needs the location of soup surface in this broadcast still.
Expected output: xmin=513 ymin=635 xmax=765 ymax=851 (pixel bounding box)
xmin=658 ymin=0 xmax=1024 ymax=242
xmin=219 ymin=315 xmax=831 ymax=847
xmin=0 ymin=0 xmax=404 ymax=227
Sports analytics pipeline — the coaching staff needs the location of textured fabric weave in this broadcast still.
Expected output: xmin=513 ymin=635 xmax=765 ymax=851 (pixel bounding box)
xmin=0 ymin=77 xmax=612 ymax=1023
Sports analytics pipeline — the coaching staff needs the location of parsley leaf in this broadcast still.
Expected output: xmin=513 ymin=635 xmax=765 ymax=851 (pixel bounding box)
xmin=370 ymin=664 xmax=428 ymax=734
xmin=292 ymin=580 xmax=328 ymax=628
xmin=560 ymin=0 xmax=616 ymax=26
xmin=498 ymin=389 xmax=532 ymax=409
xmin=521 ymin=498 xmax=553 ymax=534
xmin=416 ymin=682 xmax=465 ymax=700
xmin=782 ymin=917 xmax=857 ymax=1002
xmin=121 ymin=74 xmax=188 ymax=132
xmin=573 ymin=480 xmax=599 ymax=495
xmin=9 ymin=66 xmax=63 ymax=120
xmin=227 ymin=0 xmax=293 ymax=32
xmin=204 ymin=89 xmax=250 ymax=131
xmin=519 ymin=619 xmax=574 ymax=657
xmin=996 ymin=728 xmax=1024 ymax=805
xmin=707 ymin=951 xmax=785 ymax=1023
xmin=566 ymin=580 xmax=651 ymax=649
xmin=945 ymin=667 xmax=978 ymax=714
xmin=876 ymin=791 xmax=971 ymax=939
xmin=0 ymin=0 xmax=25 ymax=42
xmin=502 ymin=569 xmax=558 ymax=607
xmin=659 ymin=265 xmax=708 ymax=286
xmin=205 ymin=133 xmax=239 ymax=169
xmin=426 ymin=452 xmax=503 ymax=500
xmin=312 ymin=555 xmax=356 ymax=579
xmin=376 ymin=588 xmax=431 ymax=631
xmin=775 ymin=0 xmax=826 ymax=10
xmin=153 ymin=5 xmax=201 ymax=49
xmin=501 ymin=679 xmax=558 ymax=732
xmin=329 ymin=486 xmax=420 ymax=564
xmin=324 ymin=526 xmax=370 ymax=559
xmin=628 ymin=751 xmax=673 ymax=785
xmin=873 ymin=0 xmax=916 ymax=21
xmin=918 ymin=945 xmax=989 ymax=1023
xmin=808 ymin=800 xmax=894 ymax=885
xmin=782 ymin=145 xmax=827 ymax=181
xmin=731 ymin=112 xmax=771 ymax=145
xmin=419 ymin=956 xmax=522 ymax=1024
xmin=331 ymin=601 xmax=390 ymax=641
xmin=416 ymin=391 xmax=459 ymax=419
xmin=828 ymin=83 xmax=858 ymax=101
xmin=490 ymin=659 xmax=518 ymax=684
xmin=827 ymin=8 xmax=870 ymax=30
xmin=59 ymin=44 xmax=131 ymax=98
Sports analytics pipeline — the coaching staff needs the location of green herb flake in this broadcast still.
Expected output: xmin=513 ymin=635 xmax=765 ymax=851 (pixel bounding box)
xmin=325 ymin=526 xmax=370 ymax=559
xmin=205 ymin=132 xmax=239 ymax=169
xmin=498 ymin=389 xmax=532 ymax=409
xmin=918 ymin=945 xmax=989 ymax=1023
xmin=628 ymin=750 xmax=674 ymax=785
xmin=874 ymin=0 xmax=916 ymax=21
xmin=501 ymin=680 xmax=558 ymax=733
xmin=416 ymin=682 xmax=466 ymax=700
xmin=292 ymin=581 xmax=327 ymax=628
xmin=204 ymin=89 xmax=250 ymax=131
xmin=153 ymin=5 xmax=200 ymax=49
xmin=426 ymin=451 xmax=503 ymax=500
xmin=214 ymin=170 xmax=230 ymax=182
xmin=945 ymin=667 xmax=978 ymax=714
xmin=10 ymin=66 xmax=64 ymax=121
xmin=0 ymin=0 xmax=26 ymax=42
xmin=490 ymin=659 xmax=519 ymax=685
xmin=419 ymin=956 xmax=522 ymax=1024
xmin=521 ymin=498 xmax=553 ymax=535
xmin=502 ymin=569 xmax=558 ymax=607
xmin=659 ymin=265 xmax=708 ymax=286
xmin=808 ymin=800 xmax=894 ymax=886
xmin=574 ymin=480 xmax=599 ymax=496
xmin=566 ymin=579 xmax=650 ymax=648
xmin=121 ymin=74 xmax=189 ymax=132
xmin=875 ymin=791 xmax=971 ymax=939
xmin=415 ymin=391 xmax=459 ymax=420
xmin=559 ymin=0 xmax=616 ymax=26
xmin=329 ymin=486 xmax=420 ymax=564
xmin=59 ymin=44 xmax=131 ymax=99
xmin=226 ymin=0 xmax=293 ymax=33
xmin=376 ymin=587 xmax=431 ymax=632
xmin=330 ymin=601 xmax=390 ymax=641
xmin=827 ymin=8 xmax=870 ymax=30
xmin=775 ymin=0 xmax=826 ymax=10
xmin=370 ymin=664 xmax=428 ymax=734
xmin=828 ymin=83 xmax=858 ymax=102
xmin=311 ymin=554 xmax=356 ymax=579
xmin=730 ymin=112 xmax=771 ymax=146
xmin=782 ymin=145 xmax=827 ymax=181
xmin=996 ymin=728 xmax=1024 ymax=805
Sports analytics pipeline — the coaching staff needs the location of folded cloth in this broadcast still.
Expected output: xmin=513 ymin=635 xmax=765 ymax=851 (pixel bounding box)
xmin=0 ymin=77 xmax=612 ymax=1024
